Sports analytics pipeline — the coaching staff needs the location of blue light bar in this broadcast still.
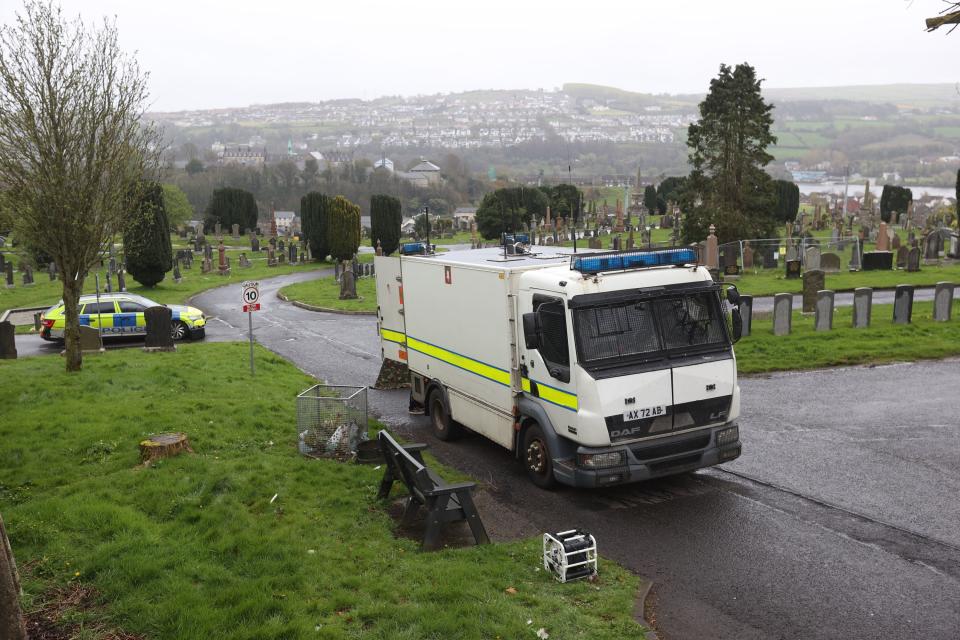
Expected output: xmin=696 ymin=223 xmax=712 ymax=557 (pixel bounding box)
xmin=401 ymin=242 xmax=426 ymax=255
xmin=570 ymin=248 xmax=697 ymax=275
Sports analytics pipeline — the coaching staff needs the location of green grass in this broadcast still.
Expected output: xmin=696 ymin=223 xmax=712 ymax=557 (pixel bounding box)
xmin=0 ymin=343 xmax=645 ymax=639
xmin=732 ymin=263 xmax=960 ymax=297
xmin=0 ymin=246 xmax=331 ymax=315
xmin=736 ymin=299 xmax=960 ymax=373
xmin=280 ymin=276 xmax=377 ymax=313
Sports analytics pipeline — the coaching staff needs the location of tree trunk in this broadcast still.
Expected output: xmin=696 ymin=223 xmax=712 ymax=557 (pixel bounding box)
xmin=61 ymin=271 xmax=84 ymax=372
xmin=139 ymin=432 xmax=193 ymax=463
xmin=0 ymin=512 xmax=28 ymax=640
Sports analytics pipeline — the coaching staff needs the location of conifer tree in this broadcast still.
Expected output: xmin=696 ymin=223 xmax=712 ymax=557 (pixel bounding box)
xmin=124 ymin=182 xmax=172 ymax=287
xmin=300 ymin=192 xmax=330 ymax=261
xmin=370 ymin=194 xmax=402 ymax=255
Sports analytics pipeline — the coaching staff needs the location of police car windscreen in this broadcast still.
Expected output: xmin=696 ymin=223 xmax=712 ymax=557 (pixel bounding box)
xmin=574 ymin=292 xmax=726 ymax=366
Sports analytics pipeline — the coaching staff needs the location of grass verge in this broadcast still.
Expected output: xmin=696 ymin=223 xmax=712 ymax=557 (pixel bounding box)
xmin=735 ymin=299 xmax=960 ymax=373
xmin=280 ymin=277 xmax=377 ymax=313
xmin=0 ymin=343 xmax=645 ymax=639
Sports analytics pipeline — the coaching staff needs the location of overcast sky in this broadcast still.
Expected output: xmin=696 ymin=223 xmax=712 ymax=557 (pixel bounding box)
xmin=1 ymin=0 xmax=955 ymax=111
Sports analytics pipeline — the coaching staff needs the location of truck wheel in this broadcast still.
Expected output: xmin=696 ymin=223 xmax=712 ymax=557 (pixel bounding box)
xmin=429 ymin=389 xmax=461 ymax=441
xmin=522 ymin=423 xmax=556 ymax=489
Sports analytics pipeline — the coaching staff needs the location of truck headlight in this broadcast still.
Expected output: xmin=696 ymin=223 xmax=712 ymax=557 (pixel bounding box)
xmin=578 ymin=451 xmax=626 ymax=469
xmin=717 ymin=426 xmax=739 ymax=446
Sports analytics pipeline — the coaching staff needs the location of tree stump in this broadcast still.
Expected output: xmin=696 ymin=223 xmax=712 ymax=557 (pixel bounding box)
xmin=139 ymin=432 xmax=193 ymax=463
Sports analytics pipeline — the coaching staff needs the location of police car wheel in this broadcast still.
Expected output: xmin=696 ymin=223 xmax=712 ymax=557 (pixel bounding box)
xmin=429 ymin=389 xmax=462 ymax=441
xmin=523 ymin=423 xmax=556 ymax=489
xmin=171 ymin=321 xmax=188 ymax=341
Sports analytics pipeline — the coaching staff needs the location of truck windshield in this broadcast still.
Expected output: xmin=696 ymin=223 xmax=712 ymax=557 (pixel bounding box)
xmin=573 ymin=291 xmax=728 ymax=368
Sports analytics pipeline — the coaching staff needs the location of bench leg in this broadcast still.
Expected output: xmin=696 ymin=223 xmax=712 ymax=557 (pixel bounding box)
xmin=376 ymin=466 xmax=396 ymax=499
xmin=422 ymin=495 xmax=450 ymax=551
xmin=457 ymin=490 xmax=490 ymax=545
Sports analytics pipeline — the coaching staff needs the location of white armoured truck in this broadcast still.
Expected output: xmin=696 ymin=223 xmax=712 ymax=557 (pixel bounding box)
xmin=374 ymin=244 xmax=744 ymax=488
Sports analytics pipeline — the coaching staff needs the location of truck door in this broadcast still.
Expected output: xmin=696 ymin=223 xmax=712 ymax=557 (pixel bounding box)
xmin=518 ymin=290 xmax=579 ymax=432
xmin=374 ymin=255 xmax=406 ymax=363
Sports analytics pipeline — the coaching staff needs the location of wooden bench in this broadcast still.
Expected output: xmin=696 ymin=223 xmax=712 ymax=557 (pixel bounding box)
xmin=376 ymin=430 xmax=490 ymax=551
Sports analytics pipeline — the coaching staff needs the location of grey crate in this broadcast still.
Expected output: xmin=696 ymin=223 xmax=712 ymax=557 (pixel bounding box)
xmin=297 ymin=384 xmax=368 ymax=460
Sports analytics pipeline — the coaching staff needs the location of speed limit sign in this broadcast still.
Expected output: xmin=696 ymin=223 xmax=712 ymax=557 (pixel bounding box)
xmin=242 ymin=281 xmax=260 ymax=312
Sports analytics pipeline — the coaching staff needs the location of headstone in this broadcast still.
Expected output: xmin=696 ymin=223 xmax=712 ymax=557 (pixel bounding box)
xmin=804 ymin=246 xmax=821 ymax=271
xmin=104 ymin=271 xmax=112 ymax=293
xmin=742 ymin=241 xmax=753 ymax=269
xmin=194 ymin=236 xmax=201 ymax=253
xmin=612 ymin=236 xmax=621 ymax=251
xmin=251 ymin=235 xmax=260 ymax=252
xmin=78 ymin=325 xmax=102 ymax=353
xmin=144 ymin=306 xmax=175 ymax=351
xmin=278 ymin=239 xmax=285 ymax=253
xmin=896 ymin=246 xmax=908 ymax=269
xmin=820 ymin=253 xmax=841 ymax=273
xmin=738 ymin=295 xmax=753 ymax=337
xmin=893 ymin=285 xmax=914 ymax=324
xmin=785 ymin=243 xmax=798 ymax=262
xmin=862 ymin=251 xmax=892 ymax=271
xmin=0 ymin=320 xmax=16 ymax=359
xmin=232 ymin=223 xmax=240 ymax=239
xmin=267 ymin=247 xmax=277 ymax=267
xmin=47 ymin=261 xmax=56 ymax=281
xmin=0 ymin=253 xmax=4 ymax=273
xmin=278 ymin=252 xmax=285 ymax=265
xmin=215 ymin=222 xmax=221 ymax=237
xmin=705 ymin=225 xmax=718 ymax=269
xmin=849 ymin=244 xmax=861 ymax=271
xmin=924 ymin=232 xmax=940 ymax=262
xmin=202 ymin=257 xmax=212 ymax=273
xmin=773 ymin=293 xmax=792 ymax=336
xmin=762 ymin=252 xmax=777 ymax=269
xmin=239 ymin=253 xmax=251 ymax=268
xmin=117 ymin=269 xmax=126 ymax=292
xmin=173 ymin=261 xmax=182 ymax=283
xmin=785 ymin=260 xmax=801 ymax=279
xmin=204 ymin=243 xmax=213 ymax=261
xmin=891 ymin=234 xmax=901 ymax=251
xmin=853 ymin=288 xmax=872 ymax=329
xmin=289 ymin=244 xmax=297 ymax=264
xmin=376 ymin=240 xmax=383 ymax=256
xmin=933 ymin=282 xmax=954 ymax=322
xmin=906 ymin=247 xmax=920 ymax=273
xmin=815 ymin=290 xmax=834 ymax=331
xmin=801 ymin=270 xmax=825 ymax=313
xmin=876 ymin=222 xmax=889 ymax=251
xmin=22 ymin=265 xmax=34 ymax=286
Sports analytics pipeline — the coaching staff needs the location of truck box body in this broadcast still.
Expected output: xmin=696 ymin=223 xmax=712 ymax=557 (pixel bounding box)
xmin=375 ymin=246 xmax=742 ymax=487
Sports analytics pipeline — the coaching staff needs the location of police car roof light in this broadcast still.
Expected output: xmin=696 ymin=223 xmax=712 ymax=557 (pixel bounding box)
xmin=570 ymin=248 xmax=697 ymax=275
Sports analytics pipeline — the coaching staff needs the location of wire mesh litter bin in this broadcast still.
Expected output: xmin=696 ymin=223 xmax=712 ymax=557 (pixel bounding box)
xmin=297 ymin=384 xmax=368 ymax=460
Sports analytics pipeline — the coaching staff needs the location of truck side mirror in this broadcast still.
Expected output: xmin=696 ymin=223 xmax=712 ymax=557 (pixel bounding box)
xmin=731 ymin=308 xmax=743 ymax=343
xmin=522 ymin=312 xmax=540 ymax=349
xmin=726 ymin=285 xmax=741 ymax=306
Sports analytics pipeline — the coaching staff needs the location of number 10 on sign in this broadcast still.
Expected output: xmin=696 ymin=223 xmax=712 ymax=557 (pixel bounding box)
xmin=242 ymin=282 xmax=260 ymax=375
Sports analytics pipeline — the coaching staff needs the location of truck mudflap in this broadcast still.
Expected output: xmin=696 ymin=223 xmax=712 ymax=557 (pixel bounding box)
xmin=551 ymin=424 xmax=741 ymax=488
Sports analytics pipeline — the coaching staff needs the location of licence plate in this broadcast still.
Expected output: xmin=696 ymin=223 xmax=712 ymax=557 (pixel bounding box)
xmin=623 ymin=406 xmax=665 ymax=422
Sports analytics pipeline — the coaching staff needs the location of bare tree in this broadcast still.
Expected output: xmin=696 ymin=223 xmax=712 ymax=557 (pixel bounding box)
xmin=926 ymin=1 xmax=960 ymax=32
xmin=0 ymin=512 xmax=27 ymax=640
xmin=0 ymin=1 xmax=160 ymax=371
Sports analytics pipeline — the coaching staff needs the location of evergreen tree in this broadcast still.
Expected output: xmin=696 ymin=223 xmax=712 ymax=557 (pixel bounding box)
xmin=475 ymin=187 xmax=549 ymax=239
xmin=300 ymin=192 xmax=330 ymax=261
xmin=772 ymin=179 xmax=800 ymax=222
xmin=955 ymin=169 xmax=959 ymax=215
xmin=683 ymin=63 xmax=778 ymax=244
xmin=879 ymin=185 xmax=912 ymax=223
xmin=124 ymin=182 xmax=172 ymax=287
xmin=370 ymin=194 xmax=402 ymax=254
xmin=204 ymin=187 xmax=258 ymax=234
xmin=657 ymin=176 xmax=687 ymax=205
xmin=327 ymin=195 xmax=361 ymax=262
xmin=643 ymin=185 xmax=658 ymax=213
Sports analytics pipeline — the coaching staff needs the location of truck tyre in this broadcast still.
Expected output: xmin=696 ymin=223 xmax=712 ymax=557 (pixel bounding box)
xmin=428 ymin=389 xmax=462 ymax=441
xmin=522 ymin=423 xmax=557 ymax=489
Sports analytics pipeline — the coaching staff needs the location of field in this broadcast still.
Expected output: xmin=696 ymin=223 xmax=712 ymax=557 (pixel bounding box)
xmin=0 ymin=342 xmax=646 ymax=639
xmin=280 ymin=276 xmax=377 ymax=313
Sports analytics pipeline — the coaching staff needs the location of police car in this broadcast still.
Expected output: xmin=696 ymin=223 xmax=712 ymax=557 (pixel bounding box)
xmin=39 ymin=293 xmax=206 ymax=342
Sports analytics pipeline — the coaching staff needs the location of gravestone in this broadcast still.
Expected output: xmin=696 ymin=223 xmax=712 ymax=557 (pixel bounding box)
xmin=896 ymin=246 xmax=908 ymax=269
xmin=861 ymin=251 xmax=892 ymax=271
xmin=232 ymin=223 xmax=240 ymax=239
xmin=251 ymin=235 xmax=260 ymax=252
xmin=924 ymin=232 xmax=940 ymax=262
xmin=289 ymin=244 xmax=297 ymax=264
xmin=934 ymin=282 xmax=954 ymax=322
xmin=0 ymin=253 xmax=4 ymax=273
xmin=893 ymin=285 xmax=914 ymax=324
xmin=218 ymin=243 xmax=228 ymax=276
xmin=204 ymin=243 xmax=213 ymax=261
xmin=891 ymin=234 xmax=901 ymax=251
xmin=239 ymin=253 xmax=251 ymax=268
xmin=278 ymin=252 xmax=285 ymax=265
xmin=738 ymin=295 xmax=753 ymax=337
xmin=612 ymin=236 xmax=621 ymax=251
xmin=0 ymin=320 xmax=16 ymax=359
xmin=773 ymin=293 xmax=792 ymax=336
xmin=820 ymin=253 xmax=841 ymax=273
xmin=117 ymin=269 xmax=126 ymax=292
xmin=144 ymin=306 xmax=175 ymax=352
xmin=786 ymin=243 xmax=798 ymax=262
xmin=853 ymin=288 xmax=872 ymax=328
xmin=849 ymin=245 xmax=861 ymax=271
xmin=801 ymin=270 xmax=824 ymax=313
xmin=876 ymin=222 xmax=889 ymax=251
xmin=949 ymin=234 xmax=959 ymax=259
xmin=267 ymin=247 xmax=277 ymax=267
xmin=705 ymin=225 xmax=718 ymax=269
xmin=762 ymin=252 xmax=777 ymax=269
xmin=785 ymin=260 xmax=801 ymax=279
xmin=173 ymin=261 xmax=182 ymax=283
xmin=906 ymin=247 xmax=921 ymax=273
xmin=804 ymin=246 xmax=821 ymax=271
xmin=815 ymin=290 xmax=834 ymax=331
xmin=78 ymin=325 xmax=102 ymax=353
xmin=47 ymin=262 xmax=57 ymax=281
xmin=202 ymin=258 xmax=212 ymax=273
xmin=22 ymin=265 xmax=34 ymax=286
xmin=214 ymin=222 xmax=221 ymax=237
xmin=194 ymin=236 xmax=202 ymax=253
xmin=104 ymin=272 xmax=112 ymax=293
xmin=278 ymin=239 xmax=285 ymax=253
xmin=742 ymin=241 xmax=753 ymax=269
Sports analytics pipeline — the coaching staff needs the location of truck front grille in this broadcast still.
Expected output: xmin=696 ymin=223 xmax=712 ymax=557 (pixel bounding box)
xmin=631 ymin=433 xmax=710 ymax=461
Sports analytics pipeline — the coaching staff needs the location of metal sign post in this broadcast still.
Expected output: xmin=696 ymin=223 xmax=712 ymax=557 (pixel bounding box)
xmin=242 ymin=281 xmax=260 ymax=375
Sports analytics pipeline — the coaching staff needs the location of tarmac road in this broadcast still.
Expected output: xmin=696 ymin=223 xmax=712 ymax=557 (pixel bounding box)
xmin=190 ymin=273 xmax=960 ymax=639
xmin=18 ymin=271 xmax=960 ymax=638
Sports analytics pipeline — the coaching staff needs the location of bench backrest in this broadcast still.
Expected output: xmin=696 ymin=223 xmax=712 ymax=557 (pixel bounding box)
xmin=378 ymin=431 xmax=438 ymax=499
